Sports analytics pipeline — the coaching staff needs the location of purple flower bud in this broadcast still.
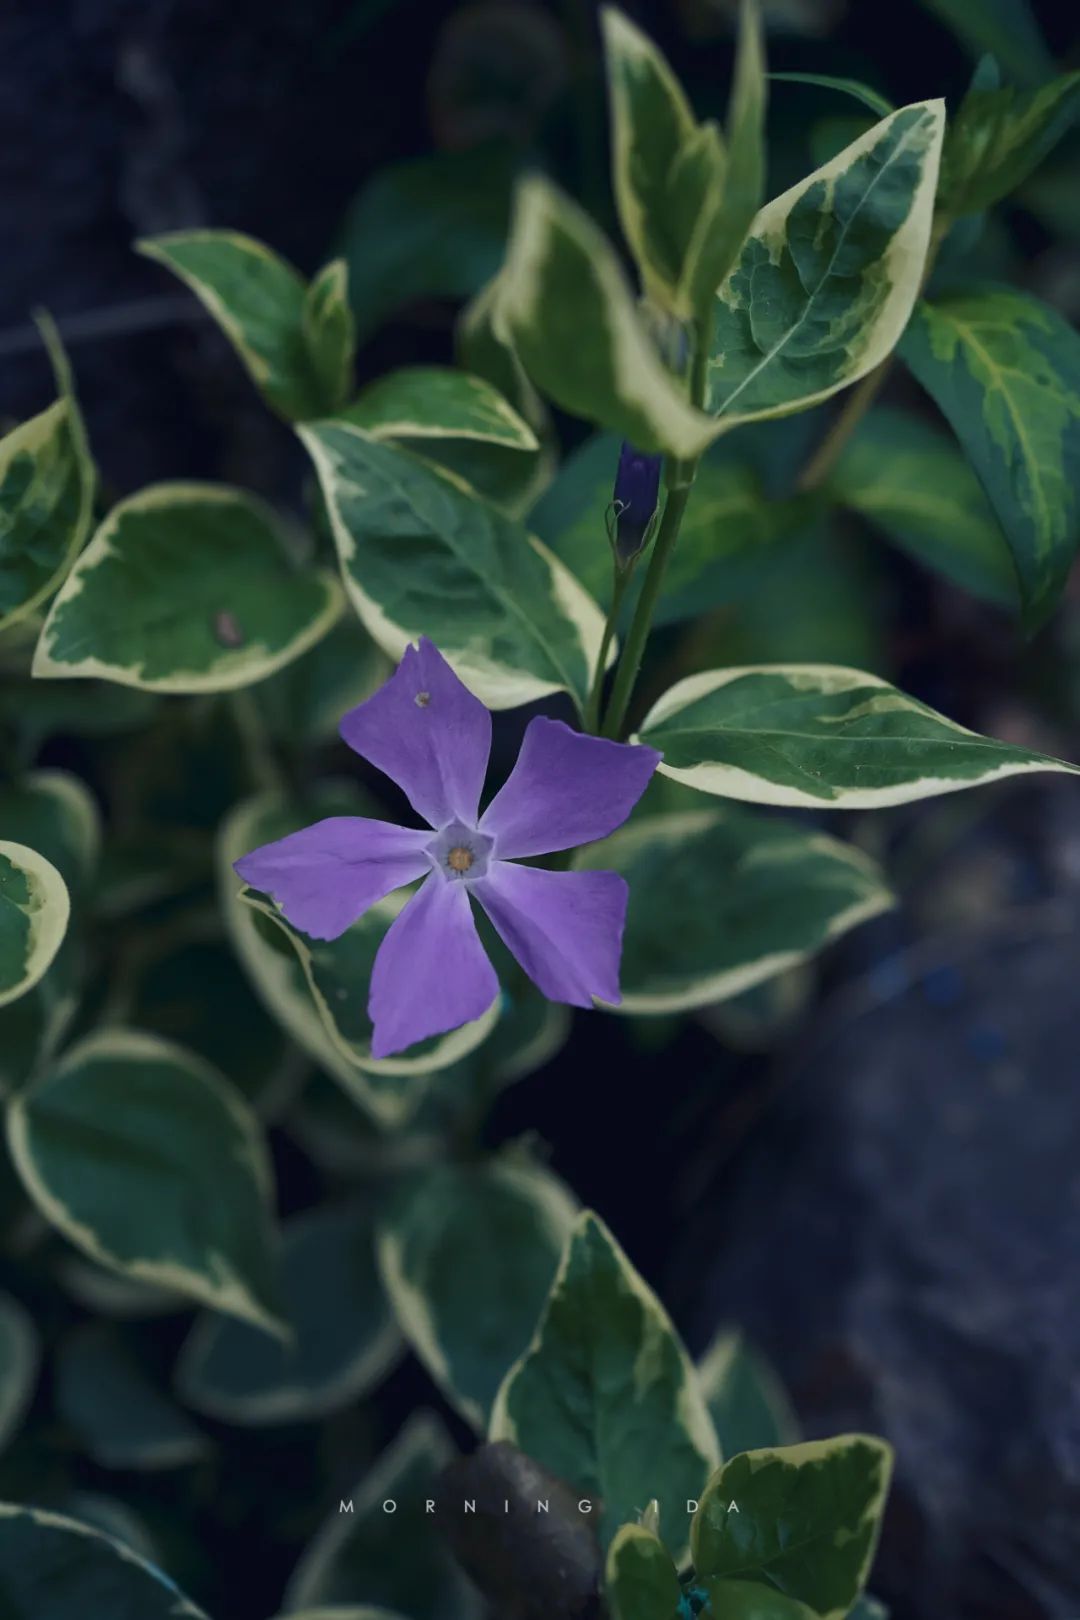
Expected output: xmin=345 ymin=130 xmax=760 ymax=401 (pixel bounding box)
xmin=611 ymin=442 xmax=662 ymax=567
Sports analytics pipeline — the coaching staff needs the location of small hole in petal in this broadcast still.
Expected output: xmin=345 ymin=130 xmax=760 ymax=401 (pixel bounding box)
xmin=415 ymin=690 xmax=431 ymax=708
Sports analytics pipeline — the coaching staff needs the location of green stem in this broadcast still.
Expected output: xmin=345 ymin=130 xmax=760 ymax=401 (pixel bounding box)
xmin=585 ymin=566 xmax=631 ymax=734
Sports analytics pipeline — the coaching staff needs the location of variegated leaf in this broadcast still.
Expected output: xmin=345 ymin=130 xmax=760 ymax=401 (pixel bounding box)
xmin=706 ymin=101 xmax=945 ymax=424
xmin=900 ymin=287 xmax=1080 ymax=626
xmin=489 ymin=1210 xmax=719 ymax=1554
xmin=7 ymin=1029 xmax=285 ymax=1339
xmin=637 ymin=665 xmax=1077 ymax=808
xmin=303 ymin=258 xmax=356 ymax=412
xmin=377 ymin=1151 xmax=577 ymax=1429
xmin=692 ymin=1437 xmax=893 ymax=1620
xmin=574 ymin=809 xmax=892 ymax=1013
xmin=298 ymin=421 xmax=605 ymax=713
xmin=939 ymin=69 xmax=1080 ymax=218
xmin=33 ymin=483 xmax=342 ymax=692
xmin=605 ymin=1522 xmax=681 ymax=1620
xmin=0 ymin=841 xmax=70 ymax=1011
xmin=341 ymin=368 xmax=538 ymax=449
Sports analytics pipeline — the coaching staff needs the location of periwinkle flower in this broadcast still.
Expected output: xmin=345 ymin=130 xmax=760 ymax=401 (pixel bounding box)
xmin=235 ymin=639 xmax=660 ymax=1058
xmin=610 ymin=441 xmax=663 ymax=567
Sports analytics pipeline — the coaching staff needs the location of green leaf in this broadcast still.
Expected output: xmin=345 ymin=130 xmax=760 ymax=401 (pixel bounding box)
xmin=847 ymin=1599 xmax=889 ymax=1620
xmin=0 ymin=396 xmax=94 ymax=634
xmin=455 ymin=276 xmax=554 ymax=517
xmin=0 ymin=841 xmax=70 ymax=1010
xmin=605 ymin=1523 xmax=681 ymax=1620
xmin=340 ymin=143 xmax=517 ymax=342
xmin=284 ymin=1412 xmax=479 ymax=1620
xmin=703 ymin=1582 xmax=817 ymax=1620
xmin=574 ymin=808 xmax=892 ymax=1013
xmin=0 ymin=1502 xmax=210 ymax=1618
xmin=0 ymin=769 xmax=101 ymax=894
xmin=298 ymin=422 xmax=605 ymax=713
xmin=303 ymin=258 xmax=357 ymax=412
xmin=637 ymin=664 xmax=1077 ymax=808
xmin=940 ymin=71 xmax=1080 ymax=217
xmin=494 ymin=176 xmax=720 ymax=457
xmin=489 ymin=1210 xmax=718 ymax=1553
xmin=177 ymin=1201 xmax=401 ymax=1424
xmin=33 ymin=483 xmax=342 ymax=691
xmin=769 ymin=74 xmax=894 ymax=118
xmin=220 ymin=789 xmax=498 ymax=1128
xmin=691 ymin=1437 xmax=893 ymax=1620
xmin=257 ymin=615 xmax=388 ymax=746
xmin=377 ymin=1151 xmax=577 ymax=1429
xmin=55 ymin=1322 xmax=210 ymax=1470
xmin=138 ymin=230 xmax=343 ymax=420
xmin=7 ymin=1028 xmax=285 ymax=1338
xmin=698 ymin=1332 xmax=799 ymax=1457
xmin=601 ymin=6 xmax=700 ymax=306
xmin=900 ymin=286 xmax=1080 ymax=626
xmin=829 ymin=407 xmax=1018 ymax=608
xmin=917 ymin=0 xmax=1052 ymax=86
xmin=0 ymin=1291 xmax=38 ymax=1453
xmin=341 ymin=368 xmax=538 ymax=450
xmin=706 ymin=101 xmax=945 ymax=425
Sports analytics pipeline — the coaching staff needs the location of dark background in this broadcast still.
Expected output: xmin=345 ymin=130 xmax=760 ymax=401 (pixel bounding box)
xmin=2 ymin=3 xmax=1079 ymax=1619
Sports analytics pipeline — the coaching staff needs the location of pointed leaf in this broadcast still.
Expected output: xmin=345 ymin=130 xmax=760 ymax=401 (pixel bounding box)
xmin=698 ymin=1331 xmax=799 ymax=1457
xmin=0 ymin=1502 xmax=210 ymax=1618
xmin=605 ymin=1523 xmax=680 ymax=1620
xmin=900 ymin=286 xmax=1080 ymax=625
xmin=341 ymin=368 xmax=538 ymax=449
xmin=177 ymin=1201 xmax=401 ymax=1424
xmin=0 ymin=841 xmax=70 ymax=1010
xmin=770 ymin=74 xmax=893 ymax=118
xmin=7 ymin=1029 xmax=285 ymax=1338
xmin=489 ymin=1211 xmax=719 ymax=1554
xmin=303 ymin=258 xmax=357 ymax=412
xmin=33 ymin=483 xmax=342 ymax=691
xmin=298 ymin=421 xmax=604 ymax=712
xmin=637 ymin=665 xmax=1077 ymax=808
xmin=706 ymin=101 xmax=945 ymax=424
xmin=940 ymin=71 xmax=1080 ymax=217
xmin=574 ymin=808 xmax=892 ymax=1013
xmin=377 ymin=1152 xmax=577 ymax=1428
xmin=691 ymin=1437 xmax=893 ymax=1620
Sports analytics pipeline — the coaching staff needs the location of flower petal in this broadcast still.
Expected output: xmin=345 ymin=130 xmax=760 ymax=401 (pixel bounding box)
xmin=480 ymin=717 xmax=660 ymax=858
xmin=474 ymin=862 xmax=627 ymax=1007
xmin=340 ymin=638 xmax=491 ymax=829
xmin=369 ymin=873 xmax=499 ymax=1058
xmin=234 ymin=817 xmax=431 ymax=941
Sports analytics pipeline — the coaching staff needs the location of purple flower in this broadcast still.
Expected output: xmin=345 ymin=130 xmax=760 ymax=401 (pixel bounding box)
xmin=234 ymin=639 xmax=660 ymax=1058
xmin=611 ymin=441 xmax=663 ymax=566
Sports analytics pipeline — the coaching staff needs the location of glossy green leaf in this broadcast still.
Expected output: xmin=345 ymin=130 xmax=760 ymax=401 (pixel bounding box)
xmin=574 ymin=808 xmax=892 ymax=1013
xmin=0 ymin=394 xmax=94 ymax=633
xmin=7 ymin=1029 xmax=285 ymax=1338
xmin=33 ymin=483 xmax=342 ymax=691
xmin=0 ymin=1291 xmax=38 ymax=1453
xmin=489 ymin=1211 xmax=718 ymax=1553
xmin=341 ymin=144 xmax=517 ymax=342
xmin=298 ymin=421 xmax=605 ymax=713
xmin=698 ymin=1332 xmax=799 ymax=1457
xmin=900 ymin=287 xmax=1080 ymax=626
xmin=341 ymin=368 xmax=538 ymax=450
xmin=377 ymin=1152 xmax=577 ymax=1429
xmin=691 ymin=1437 xmax=893 ymax=1620
xmin=917 ymin=0 xmax=1052 ymax=85
xmin=829 ymin=407 xmax=1018 ymax=608
xmin=138 ymin=230 xmax=346 ymax=420
xmin=221 ymin=789 xmax=498 ymax=1128
xmin=940 ymin=71 xmax=1080 ymax=218
xmin=638 ymin=664 xmax=1077 ymax=808
xmin=494 ymin=176 xmax=720 ymax=456
xmin=605 ymin=1523 xmax=680 ymax=1620
xmin=706 ymin=101 xmax=945 ymax=425
xmin=601 ymin=6 xmax=700 ymax=306
xmin=0 ymin=840 xmax=70 ymax=1011
xmin=303 ymin=258 xmax=356 ymax=412
xmin=177 ymin=1201 xmax=401 ymax=1424
xmin=284 ymin=1412 xmax=479 ymax=1620
xmin=56 ymin=1322 xmax=209 ymax=1469
xmin=770 ymin=74 xmax=893 ymax=118
xmin=0 ymin=1502 xmax=209 ymax=1618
